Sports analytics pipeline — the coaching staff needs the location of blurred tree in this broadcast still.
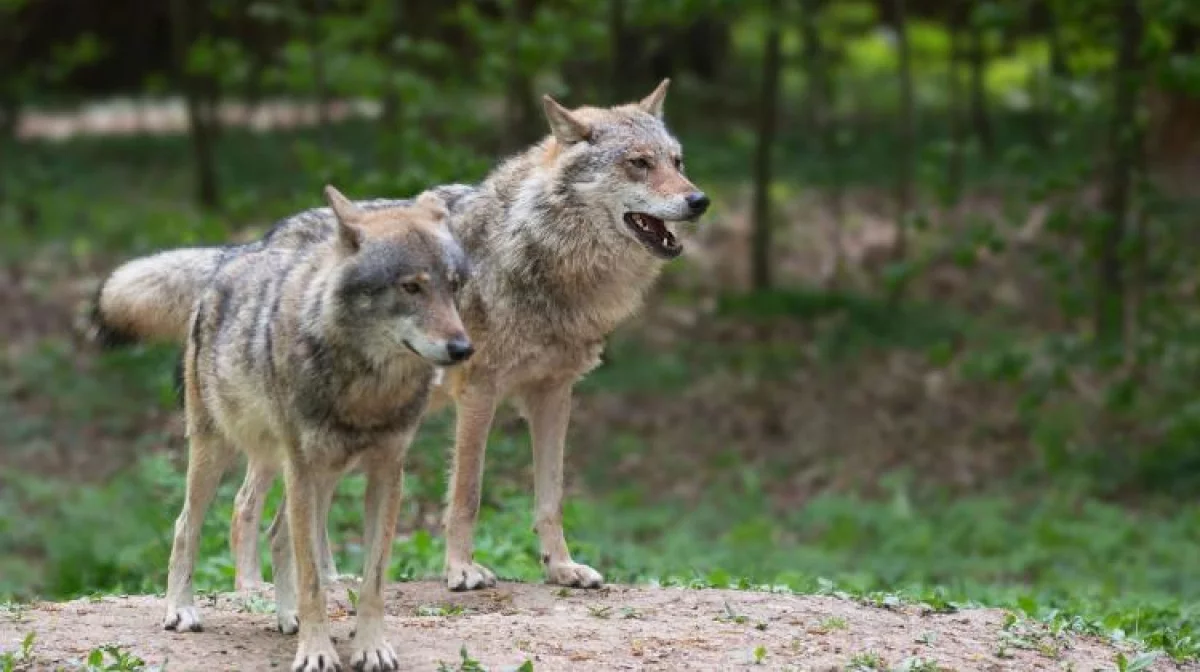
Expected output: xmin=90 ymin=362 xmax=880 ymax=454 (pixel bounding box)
xmin=890 ymin=0 xmax=915 ymax=287
xmin=169 ymin=0 xmax=220 ymax=210
xmin=1095 ymin=0 xmax=1144 ymax=343
xmin=306 ymin=0 xmax=332 ymax=151
xmin=504 ymin=0 xmax=540 ymax=147
xmin=609 ymin=0 xmax=631 ymax=102
xmin=944 ymin=0 xmax=966 ymax=198
xmin=751 ymin=0 xmax=783 ymax=291
xmin=801 ymin=0 xmax=847 ymax=288
xmin=966 ymin=5 xmax=994 ymax=159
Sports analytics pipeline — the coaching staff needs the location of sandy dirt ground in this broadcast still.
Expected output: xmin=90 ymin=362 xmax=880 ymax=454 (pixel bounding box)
xmin=0 ymin=581 xmax=1186 ymax=671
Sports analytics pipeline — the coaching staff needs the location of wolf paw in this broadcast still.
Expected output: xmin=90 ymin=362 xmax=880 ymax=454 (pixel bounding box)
xmin=292 ymin=639 xmax=342 ymax=672
xmin=278 ymin=609 xmax=300 ymax=635
xmin=546 ymin=561 xmax=604 ymax=589
xmin=350 ymin=640 xmax=398 ymax=672
xmin=445 ymin=561 xmax=497 ymax=591
xmin=163 ymin=605 xmax=203 ymax=632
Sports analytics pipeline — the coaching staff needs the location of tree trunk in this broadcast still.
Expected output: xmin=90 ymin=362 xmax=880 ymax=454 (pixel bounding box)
xmin=967 ymin=20 xmax=994 ymax=158
xmin=802 ymin=0 xmax=844 ymax=289
xmin=505 ymin=0 xmax=539 ymax=149
xmin=750 ymin=0 xmax=783 ymax=292
xmin=1045 ymin=1 xmax=1070 ymax=79
xmin=800 ymin=0 xmax=822 ymax=132
xmin=892 ymin=0 xmax=915 ymax=274
xmin=309 ymin=0 xmax=331 ymax=150
xmin=0 ymin=99 xmax=17 ymax=141
xmin=1096 ymin=0 xmax=1143 ymax=343
xmin=609 ymin=0 xmax=630 ymax=103
xmin=169 ymin=0 xmax=220 ymax=210
xmin=380 ymin=0 xmax=406 ymax=127
xmin=945 ymin=0 xmax=965 ymax=202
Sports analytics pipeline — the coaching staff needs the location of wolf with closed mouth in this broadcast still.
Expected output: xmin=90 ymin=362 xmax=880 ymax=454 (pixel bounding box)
xmin=93 ymin=79 xmax=709 ymax=593
xmin=163 ymin=185 xmax=471 ymax=672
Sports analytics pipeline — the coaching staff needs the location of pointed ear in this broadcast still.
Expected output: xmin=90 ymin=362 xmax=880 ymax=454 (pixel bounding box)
xmin=415 ymin=191 xmax=448 ymax=221
xmin=323 ymin=185 xmax=362 ymax=251
xmin=542 ymin=95 xmax=591 ymax=144
xmin=638 ymin=78 xmax=671 ymax=119
xmin=324 ymin=185 xmax=364 ymax=223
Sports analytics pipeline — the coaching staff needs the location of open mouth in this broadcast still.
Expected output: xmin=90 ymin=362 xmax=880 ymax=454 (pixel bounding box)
xmin=623 ymin=212 xmax=683 ymax=260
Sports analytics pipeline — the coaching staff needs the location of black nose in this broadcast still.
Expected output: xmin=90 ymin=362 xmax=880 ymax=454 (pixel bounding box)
xmin=446 ymin=337 xmax=474 ymax=362
xmin=685 ymin=192 xmax=710 ymax=216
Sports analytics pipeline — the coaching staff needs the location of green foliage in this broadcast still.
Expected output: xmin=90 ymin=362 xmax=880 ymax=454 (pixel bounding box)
xmin=846 ymin=650 xmax=885 ymax=671
xmin=0 ymin=632 xmax=35 ymax=672
xmin=83 ymin=645 xmax=148 ymax=672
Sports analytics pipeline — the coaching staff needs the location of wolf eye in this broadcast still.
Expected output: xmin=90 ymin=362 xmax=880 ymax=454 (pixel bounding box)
xmin=673 ymin=156 xmax=684 ymax=171
xmin=400 ymin=282 xmax=422 ymax=295
xmin=629 ymin=157 xmax=652 ymax=171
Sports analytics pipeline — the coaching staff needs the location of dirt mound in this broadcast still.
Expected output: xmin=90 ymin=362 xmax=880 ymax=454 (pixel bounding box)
xmin=0 ymin=581 xmax=1176 ymax=671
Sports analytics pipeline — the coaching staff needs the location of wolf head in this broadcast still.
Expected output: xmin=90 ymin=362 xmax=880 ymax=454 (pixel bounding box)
xmin=322 ymin=185 xmax=473 ymax=367
xmin=540 ymin=79 xmax=710 ymax=260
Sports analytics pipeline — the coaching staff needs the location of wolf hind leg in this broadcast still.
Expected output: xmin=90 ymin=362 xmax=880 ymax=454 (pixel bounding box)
xmin=231 ymin=458 xmax=276 ymax=591
xmin=164 ymin=427 xmax=236 ymax=632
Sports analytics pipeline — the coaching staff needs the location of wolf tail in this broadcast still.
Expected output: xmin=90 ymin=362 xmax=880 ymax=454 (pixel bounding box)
xmin=92 ymin=247 xmax=229 ymax=347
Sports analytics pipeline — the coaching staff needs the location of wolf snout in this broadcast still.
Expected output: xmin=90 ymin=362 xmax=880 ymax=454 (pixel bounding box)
xmin=685 ymin=192 xmax=711 ymax=217
xmin=445 ymin=335 xmax=474 ymax=363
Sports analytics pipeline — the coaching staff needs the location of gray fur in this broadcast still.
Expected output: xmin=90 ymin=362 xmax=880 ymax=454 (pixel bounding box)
xmin=92 ymin=79 xmax=709 ymax=596
xmin=162 ymin=189 xmax=470 ymax=672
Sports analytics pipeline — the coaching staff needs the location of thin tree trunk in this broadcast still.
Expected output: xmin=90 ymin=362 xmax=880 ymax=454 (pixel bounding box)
xmin=1096 ymin=0 xmax=1143 ymax=343
xmin=945 ymin=0 xmax=965 ymax=202
xmin=169 ymin=0 xmax=220 ymax=210
xmin=800 ymin=0 xmax=822 ymax=133
xmin=609 ymin=0 xmax=630 ymax=103
xmin=380 ymin=0 xmax=406 ymax=127
xmin=892 ymin=0 xmax=915 ymax=277
xmin=309 ymin=0 xmax=331 ymax=150
xmin=1045 ymin=1 xmax=1070 ymax=79
xmin=967 ymin=20 xmax=994 ymax=158
xmin=802 ymin=0 xmax=843 ymax=289
xmin=505 ymin=0 xmax=539 ymax=149
xmin=0 ymin=99 xmax=17 ymax=141
xmin=751 ymin=0 xmax=783 ymax=292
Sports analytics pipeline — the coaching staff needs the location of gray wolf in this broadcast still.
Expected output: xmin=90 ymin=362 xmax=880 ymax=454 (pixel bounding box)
xmin=93 ymin=79 xmax=709 ymax=593
xmin=161 ymin=185 xmax=471 ymax=672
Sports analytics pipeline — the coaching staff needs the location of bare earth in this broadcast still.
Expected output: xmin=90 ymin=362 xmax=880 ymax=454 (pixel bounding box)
xmin=1 ymin=581 xmax=1184 ymax=672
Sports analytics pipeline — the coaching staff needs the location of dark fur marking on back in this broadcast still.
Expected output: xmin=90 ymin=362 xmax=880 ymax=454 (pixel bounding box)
xmin=172 ymin=354 xmax=186 ymax=409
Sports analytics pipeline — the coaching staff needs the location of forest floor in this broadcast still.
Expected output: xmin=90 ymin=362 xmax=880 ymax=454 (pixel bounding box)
xmin=1 ymin=580 xmax=1181 ymax=672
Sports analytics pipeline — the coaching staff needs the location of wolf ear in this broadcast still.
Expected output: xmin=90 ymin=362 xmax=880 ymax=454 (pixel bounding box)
xmin=638 ymin=78 xmax=670 ymax=119
xmin=542 ymin=95 xmax=591 ymax=144
xmin=415 ymin=191 xmax=449 ymax=221
xmin=323 ymin=184 xmax=362 ymax=252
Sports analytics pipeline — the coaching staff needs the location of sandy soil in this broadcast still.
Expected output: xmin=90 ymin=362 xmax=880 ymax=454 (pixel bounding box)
xmin=0 ymin=581 xmax=1185 ymax=672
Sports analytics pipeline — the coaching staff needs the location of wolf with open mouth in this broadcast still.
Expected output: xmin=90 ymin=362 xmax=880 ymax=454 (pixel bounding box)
xmin=93 ymin=79 xmax=711 ymax=596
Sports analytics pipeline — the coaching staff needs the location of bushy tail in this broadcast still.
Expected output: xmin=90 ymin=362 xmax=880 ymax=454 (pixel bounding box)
xmin=92 ymin=247 xmax=229 ymax=347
